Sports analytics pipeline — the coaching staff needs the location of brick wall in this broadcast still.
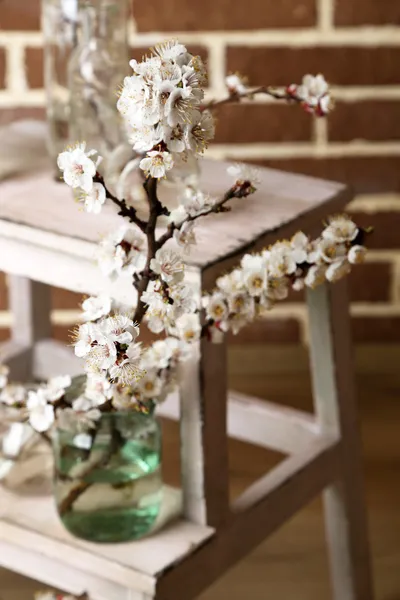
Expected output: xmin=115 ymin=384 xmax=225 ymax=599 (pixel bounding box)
xmin=0 ymin=0 xmax=399 ymax=344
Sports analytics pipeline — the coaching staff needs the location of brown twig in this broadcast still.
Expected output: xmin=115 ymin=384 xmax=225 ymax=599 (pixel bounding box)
xmin=202 ymin=86 xmax=299 ymax=112
xmin=156 ymin=185 xmax=241 ymax=249
xmin=94 ymin=174 xmax=147 ymax=233
xmin=58 ymin=419 xmax=124 ymax=516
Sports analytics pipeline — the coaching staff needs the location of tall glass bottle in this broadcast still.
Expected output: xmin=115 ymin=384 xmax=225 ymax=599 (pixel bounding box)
xmin=42 ymin=0 xmax=80 ymax=174
xmin=68 ymin=0 xmax=130 ymax=161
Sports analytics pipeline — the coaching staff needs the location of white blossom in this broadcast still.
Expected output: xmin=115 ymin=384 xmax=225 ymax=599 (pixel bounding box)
xmin=348 ymin=244 xmax=367 ymax=265
xmin=305 ymin=264 xmax=328 ymax=288
xmin=217 ymin=269 xmax=244 ymax=295
xmin=225 ymin=73 xmax=247 ymax=95
xmin=150 ymin=247 xmax=185 ymax=284
xmin=291 ymin=232 xmax=311 ymax=264
xmin=267 ymin=242 xmax=297 ymax=278
xmin=80 ymin=182 xmax=106 ymax=214
xmin=44 ymin=375 xmax=71 ymax=402
xmin=243 ymin=267 xmax=267 ymax=297
xmin=153 ymin=40 xmax=188 ymax=61
xmin=295 ymin=74 xmax=331 ymax=115
xmin=85 ymin=340 xmax=117 ymax=372
xmin=84 ymin=372 xmax=113 ymax=405
xmin=57 ymin=143 xmax=98 ymax=193
xmin=137 ymin=370 xmax=163 ymax=399
xmin=228 ymin=292 xmax=255 ymax=317
xmin=27 ymin=390 xmax=55 ymax=432
xmin=169 ymin=204 xmax=188 ymax=225
xmin=185 ymin=110 xmax=215 ymax=154
xmin=204 ymin=292 xmax=229 ymax=322
xmin=326 ymin=259 xmax=351 ymax=282
xmin=181 ymin=187 xmax=214 ymax=217
xmin=82 ymin=295 xmax=112 ymax=322
xmin=98 ymin=227 xmax=147 ymax=280
xmin=99 ymin=314 xmax=139 ymax=346
xmin=109 ymin=342 xmax=143 ymax=386
xmin=227 ymin=163 xmax=260 ymax=186
xmin=0 ymin=384 xmax=26 ymax=406
xmin=173 ymin=220 xmax=196 ymax=251
xmin=140 ymin=151 xmax=174 ymax=178
xmin=141 ymin=339 xmax=175 ymax=370
xmin=74 ymin=322 xmax=101 ymax=357
xmin=169 ymin=281 xmax=198 ymax=315
xmin=322 ymin=215 xmax=359 ymax=244
xmin=266 ymin=277 xmax=289 ymax=301
xmin=176 ymin=313 xmax=201 ymax=342
xmin=317 ymin=238 xmax=347 ymax=264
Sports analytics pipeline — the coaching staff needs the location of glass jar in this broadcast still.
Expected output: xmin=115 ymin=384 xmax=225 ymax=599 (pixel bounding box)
xmin=42 ymin=0 xmax=80 ymax=174
xmin=68 ymin=0 xmax=130 ymax=161
xmin=0 ymin=407 xmax=52 ymax=496
xmin=52 ymin=411 xmax=162 ymax=543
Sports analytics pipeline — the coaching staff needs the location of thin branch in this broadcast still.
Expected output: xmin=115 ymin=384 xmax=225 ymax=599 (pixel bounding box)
xmin=156 ymin=185 xmax=241 ymax=249
xmin=94 ymin=173 xmax=147 ymax=233
xmin=203 ymin=86 xmax=300 ymax=112
xmin=133 ymin=177 xmax=161 ymax=324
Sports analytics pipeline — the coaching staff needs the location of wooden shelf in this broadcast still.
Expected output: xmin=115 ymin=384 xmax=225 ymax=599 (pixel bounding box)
xmin=0 ymin=159 xmax=351 ymax=301
xmin=0 ymin=484 xmax=214 ymax=599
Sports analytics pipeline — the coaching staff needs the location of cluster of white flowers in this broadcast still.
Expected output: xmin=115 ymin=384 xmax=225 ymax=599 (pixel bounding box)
xmin=140 ymin=246 xmax=200 ymax=337
xmin=57 ymin=142 xmax=106 ymax=213
xmin=203 ymin=215 xmax=367 ymax=336
xmin=288 ymin=74 xmax=332 ymax=116
xmin=73 ymin=313 xmax=142 ymax=383
xmin=117 ymin=40 xmax=214 ymax=178
xmin=97 ymin=225 xmax=147 ymax=280
xmin=112 ymin=336 xmax=192 ymax=409
xmin=225 ymin=73 xmax=248 ymax=95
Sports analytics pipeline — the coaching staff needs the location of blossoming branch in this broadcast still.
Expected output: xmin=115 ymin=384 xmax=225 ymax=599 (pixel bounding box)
xmin=0 ymin=40 xmax=367 ymax=436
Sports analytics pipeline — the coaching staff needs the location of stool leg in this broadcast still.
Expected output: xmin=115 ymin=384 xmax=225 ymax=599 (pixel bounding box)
xmin=307 ymin=280 xmax=374 ymax=600
xmin=3 ymin=275 xmax=52 ymax=381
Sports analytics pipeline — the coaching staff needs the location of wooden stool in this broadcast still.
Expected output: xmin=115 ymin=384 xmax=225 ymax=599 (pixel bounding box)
xmin=0 ymin=160 xmax=374 ymax=600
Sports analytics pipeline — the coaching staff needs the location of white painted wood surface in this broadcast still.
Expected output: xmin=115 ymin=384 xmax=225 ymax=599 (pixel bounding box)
xmin=307 ymin=281 xmax=374 ymax=600
xmin=0 ymin=162 xmax=350 ymax=274
xmin=179 ymin=338 xmax=230 ymax=527
xmin=0 ymin=484 xmax=214 ymax=595
xmin=157 ymin=436 xmax=341 ymax=600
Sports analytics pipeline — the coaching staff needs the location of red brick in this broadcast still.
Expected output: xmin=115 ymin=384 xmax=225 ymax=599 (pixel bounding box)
xmin=51 ymin=287 xmax=84 ymax=310
xmin=26 ymin=47 xmax=43 ymax=89
xmin=0 ymin=47 xmax=5 ymax=89
xmin=228 ymin=318 xmax=301 ymax=344
xmin=251 ymin=157 xmax=400 ymax=194
xmin=226 ymin=46 xmax=400 ymax=87
xmin=335 ymin=0 xmax=400 ymax=26
xmin=0 ymin=107 xmax=46 ymax=126
xmin=352 ymin=317 xmax=400 ymax=343
xmin=134 ymin=0 xmax=316 ymax=32
xmin=0 ymin=329 xmax=10 ymax=342
xmin=329 ymin=101 xmax=400 ymax=142
xmin=349 ymin=212 xmax=400 ymax=249
xmin=214 ymin=103 xmax=312 ymax=144
xmin=0 ymin=0 xmax=41 ymax=30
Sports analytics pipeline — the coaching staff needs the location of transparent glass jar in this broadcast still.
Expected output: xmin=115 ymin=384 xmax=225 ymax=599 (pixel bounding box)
xmin=68 ymin=0 xmax=130 ymax=160
xmin=52 ymin=411 xmax=162 ymax=543
xmin=42 ymin=0 xmax=80 ymax=173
